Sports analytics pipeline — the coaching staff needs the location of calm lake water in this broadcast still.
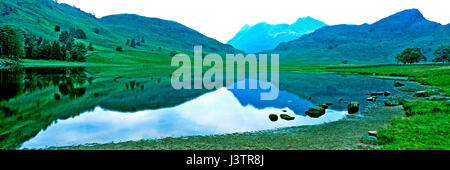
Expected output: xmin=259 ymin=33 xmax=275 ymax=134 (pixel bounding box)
xmin=0 ymin=67 xmax=404 ymax=149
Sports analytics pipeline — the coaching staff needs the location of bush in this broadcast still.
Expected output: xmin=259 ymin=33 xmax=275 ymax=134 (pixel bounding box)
xmin=116 ymin=46 xmax=123 ymax=52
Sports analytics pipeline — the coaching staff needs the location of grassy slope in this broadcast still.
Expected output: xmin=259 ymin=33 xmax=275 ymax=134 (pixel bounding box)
xmin=0 ymin=0 xmax=239 ymax=66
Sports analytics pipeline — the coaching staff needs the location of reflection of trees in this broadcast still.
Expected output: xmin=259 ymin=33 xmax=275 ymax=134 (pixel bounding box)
xmin=0 ymin=67 xmax=90 ymax=149
xmin=0 ymin=67 xmax=88 ymax=102
xmin=0 ymin=68 xmax=24 ymax=102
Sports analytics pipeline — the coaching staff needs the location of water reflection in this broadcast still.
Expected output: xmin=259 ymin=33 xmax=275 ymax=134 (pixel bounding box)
xmin=0 ymin=68 xmax=405 ymax=149
xmin=21 ymin=88 xmax=348 ymax=148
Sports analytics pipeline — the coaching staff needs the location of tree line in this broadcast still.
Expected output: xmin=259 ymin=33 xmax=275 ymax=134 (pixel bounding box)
xmin=1 ymin=25 xmax=93 ymax=63
xmin=395 ymin=45 xmax=449 ymax=64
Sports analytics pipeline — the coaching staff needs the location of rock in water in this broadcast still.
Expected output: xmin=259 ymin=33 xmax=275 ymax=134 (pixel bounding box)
xmin=305 ymin=107 xmax=326 ymax=118
xmin=348 ymin=102 xmax=360 ymax=114
xmin=321 ymin=104 xmax=328 ymax=109
xmin=280 ymin=114 xmax=295 ymax=120
xmin=368 ymin=131 xmax=378 ymax=137
xmin=269 ymin=114 xmax=278 ymax=122
xmin=394 ymin=82 xmax=405 ymax=87
xmin=413 ymin=91 xmax=427 ymax=97
xmin=366 ymin=96 xmax=376 ymax=102
xmin=384 ymin=91 xmax=391 ymax=96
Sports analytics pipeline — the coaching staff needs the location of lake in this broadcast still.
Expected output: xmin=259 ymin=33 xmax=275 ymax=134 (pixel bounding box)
xmin=0 ymin=67 xmax=405 ymax=149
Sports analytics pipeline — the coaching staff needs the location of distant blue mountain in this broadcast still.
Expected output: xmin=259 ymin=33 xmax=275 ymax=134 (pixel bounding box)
xmin=227 ymin=17 xmax=327 ymax=53
xmin=270 ymin=9 xmax=450 ymax=63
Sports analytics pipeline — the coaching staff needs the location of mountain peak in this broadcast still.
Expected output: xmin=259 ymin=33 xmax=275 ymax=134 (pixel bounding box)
xmin=374 ymin=8 xmax=426 ymax=25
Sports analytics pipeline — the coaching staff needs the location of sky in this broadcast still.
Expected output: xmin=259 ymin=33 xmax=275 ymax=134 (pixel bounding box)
xmin=58 ymin=0 xmax=449 ymax=43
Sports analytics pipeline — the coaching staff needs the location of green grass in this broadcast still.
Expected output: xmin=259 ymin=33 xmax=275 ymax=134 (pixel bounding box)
xmin=324 ymin=64 xmax=450 ymax=150
xmin=377 ymin=102 xmax=450 ymax=150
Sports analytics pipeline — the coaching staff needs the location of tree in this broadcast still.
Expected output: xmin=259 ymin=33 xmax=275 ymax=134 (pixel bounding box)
xmin=88 ymin=43 xmax=94 ymax=51
xmin=433 ymin=45 xmax=449 ymax=64
xmin=0 ymin=25 xmax=24 ymax=59
xmin=141 ymin=36 xmax=145 ymax=43
xmin=37 ymin=36 xmax=43 ymax=45
xmin=50 ymin=40 xmax=62 ymax=60
xmin=24 ymin=35 xmax=37 ymax=59
xmin=59 ymin=31 xmax=70 ymax=43
xmin=116 ymin=46 xmax=123 ymax=52
xmin=70 ymin=42 xmax=88 ymax=62
xmin=70 ymin=28 xmax=87 ymax=39
xmin=37 ymin=40 xmax=52 ymax=60
xmin=54 ymin=25 xmax=60 ymax=32
xmin=130 ymin=39 xmax=136 ymax=48
xmin=170 ymin=50 xmax=178 ymax=57
xmin=395 ymin=48 xmax=423 ymax=64
xmin=126 ymin=39 xmax=130 ymax=46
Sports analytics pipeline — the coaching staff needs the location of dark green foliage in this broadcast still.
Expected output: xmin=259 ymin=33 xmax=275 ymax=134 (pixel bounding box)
xmin=0 ymin=25 xmax=24 ymax=60
xmin=137 ymin=42 xmax=141 ymax=46
xmin=395 ymin=48 xmax=424 ymax=64
xmin=69 ymin=42 xmax=87 ymax=62
xmin=116 ymin=46 xmax=123 ymax=52
xmin=54 ymin=25 xmax=60 ymax=32
xmin=70 ymin=28 xmax=87 ymax=39
xmin=14 ymin=26 xmax=89 ymax=62
xmin=342 ymin=60 xmax=348 ymax=64
xmin=130 ymin=39 xmax=136 ymax=48
xmin=93 ymin=28 xmax=100 ymax=34
xmin=433 ymin=45 xmax=449 ymax=64
xmin=141 ymin=36 xmax=145 ymax=43
xmin=88 ymin=43 xmax=94 ymax=51
xmin=50 ymin=40 xmax=62 ymax=60
xmin=58 ymin=31 xmax=70 ymax=43
xmin=170 ymin=50 xmax=178 ymax=57
xmin=24 ymin=35 xmax=37 ymax=59
xmin=126 ymin=39 xmax=130 ymax=46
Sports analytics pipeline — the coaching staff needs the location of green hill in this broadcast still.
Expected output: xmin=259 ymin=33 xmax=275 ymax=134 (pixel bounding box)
xmin=0 ymin=0 xmax=240 ymax=65
xmin=268 ymin=9 xmax=450 ymax=64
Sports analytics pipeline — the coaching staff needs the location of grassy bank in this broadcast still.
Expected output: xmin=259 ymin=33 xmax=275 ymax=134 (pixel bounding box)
xmin=325 ymin=64 xmax=450 ymax=150
xmin=326 ymin=64 xmax=450 ymax=94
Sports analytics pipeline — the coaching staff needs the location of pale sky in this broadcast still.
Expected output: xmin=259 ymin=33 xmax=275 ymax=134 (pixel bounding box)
xmin=58 ymin=0 xmax=449 ymax=43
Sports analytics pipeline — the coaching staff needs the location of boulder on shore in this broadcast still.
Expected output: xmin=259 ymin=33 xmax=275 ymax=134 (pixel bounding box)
xmin=320 ymin=104 xmax=328 ymax=109
xmin=360 ymin=134 xmax=378 ymax=145
xmin=348 ymin=102 xmax=360 ymax=114
xmin=305 ymin=107 xmax=326 ymax=118
xmin=368 ymin=131 xmax=378 ymax=137
xmin=384 ymin=96 xmax=405 ymax=106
